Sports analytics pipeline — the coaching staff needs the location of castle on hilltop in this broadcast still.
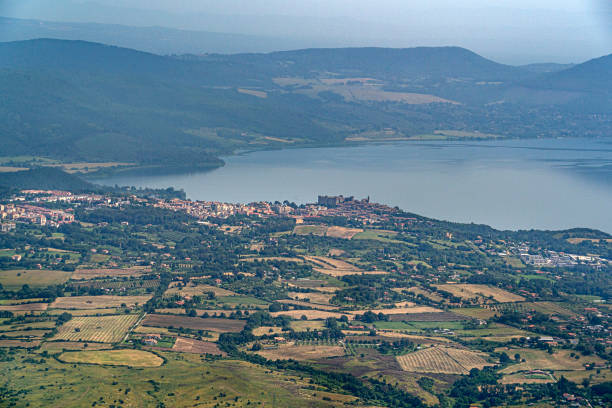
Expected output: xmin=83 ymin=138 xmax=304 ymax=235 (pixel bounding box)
xmin=317 ymin=195 xmax=369 ymax=208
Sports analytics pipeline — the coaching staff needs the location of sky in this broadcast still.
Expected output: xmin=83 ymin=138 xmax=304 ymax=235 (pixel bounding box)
xmin=1 ymin=0 xmax=610 ymax=64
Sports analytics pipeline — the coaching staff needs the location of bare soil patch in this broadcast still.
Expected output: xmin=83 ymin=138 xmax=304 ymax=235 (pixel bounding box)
xmin=142 ymin=314 xmax=245 ymax=333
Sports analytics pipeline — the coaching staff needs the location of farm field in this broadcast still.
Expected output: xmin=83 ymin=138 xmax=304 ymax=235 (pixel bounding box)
xmin=499 ymin=348 xmax=606 ymax=374
xmin=396 ymin=346 xmax=492 ymax=374
xmin=165 ymin=281 xmax=237 ymax=297
xmin=521 ymin=301 xmax=577 ymax=317
xmin=0 ymin=321 xmax=56 ymax=331
xmin=353 ymin=229 xmax=409 ymax=245
xmin=70 ymin=279 xmax=159 ymax=291
xmin=172 ymin=337 xmax=226 ymax=355
xmin=353 ymin=306 xmax=443 ymax=315
xmin=0 ymin=302 xmax=48 ymax=311
xmin=451 ymin=307 xmax=497 ymax=319
xmin=325 ymin=226 xmax=363 ymax=239
xmin=142 ymin=314 xmax=245 ymax=333
xmin=305 ymin=256 xmax=386 ymax=277
xmin=254 ymin=342 xmax=345 ymax=362
xmin=435 ymin=284 xmax=525 ymax=303
xmin=0 ymin=339 xmax=41 ymax=348
xmin=50 ymin=295 xmax=151 ymax=309
xmin=290 ymin=320 xmax=326 ymax=332
xmin=38 ymin=341 xmax=112 ymax=352
xmin=387 ymin=312 xmax=467 ymax=322
xmin=47 ymin=308 xmax=121 ymax=316
xmin=405 ymin=286 xmax=444 ymax=302
xmin=288 ymin=291 xmax=334 ymax=305
xmin=293 ymin=224 xmax=328 ymax=236
xmin=457 ymin=323 xmax=534 ymax=341
xmin=271 ymin=310 xmax=352 ymax=320
xmin=53 ymin=314 xmax=140 ymax=343
xmin=59 ymin=349 xmax=164 ymax=367
xmin=500 ymin=372 xmax=556 ymax=385
xmin=0 ymin=329 xmax=51 ymax=338
xmin=277 ymin=299 xmax=338 ymax=310
xmin=0 ymin=269 xmax=72 ymax=290
xmin=71 ymin=266 xmax=152 ymax=279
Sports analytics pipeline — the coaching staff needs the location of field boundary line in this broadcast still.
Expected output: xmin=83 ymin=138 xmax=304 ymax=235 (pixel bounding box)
xmin=123 ymin=312 xmax=146 ymax=343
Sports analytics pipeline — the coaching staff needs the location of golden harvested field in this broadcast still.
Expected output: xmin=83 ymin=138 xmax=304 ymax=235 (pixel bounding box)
xmin=499 ymin=348 xmax=606 ymax=374
xmin=0 ymin=302 xmax=48 ymax=312
xmin=271 ymin=310 xmax=353 ymax=320
xmin=50 ymin=295 xmax=151 ymax=309
xmin=255 ymin=342 xmax=345 ymax=362
xmin=325 ymin=226 xmax=364 ymax=239
xmin=436 ymin=284 xmax=525 ymax=303
xmin=53 ymin=314 xmax=140 ymax=343
xmin=288 ymin=291 xmax=334 ymax=305
xmin=397 ymin=346 xmax=492 ymax=374
xmin=305 ymin=256 xmax=386 ymax=277
xmin=0 ymin=339 xmax=40 ymax=348
xmin=71 ymin=266 xmax=152 ymax=279
xmin=165 ymin=282 xmax=236 ymax=297
xmin=58 ymin=349 xmax=163 ymax=367
xmin=252 ymin=326 xmax=286 ymax=336
xmin=172 ymin=337 xmax=226 ymax=355
xmin=277 ymin=299 xmax=338 ymax=311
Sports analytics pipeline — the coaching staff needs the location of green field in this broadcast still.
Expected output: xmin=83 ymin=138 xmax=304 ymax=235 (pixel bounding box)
xmin=1 ymin=350 xmax=350 ymax=407
xmin=0 ymin=269 xmax=73 ymax=290
xmin=353 ymin=230 xmax=410 ymax=245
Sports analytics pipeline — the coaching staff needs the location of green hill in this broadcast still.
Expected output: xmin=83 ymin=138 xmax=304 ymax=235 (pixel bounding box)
xmin=0 ymin=39 xmax=610 ymax=171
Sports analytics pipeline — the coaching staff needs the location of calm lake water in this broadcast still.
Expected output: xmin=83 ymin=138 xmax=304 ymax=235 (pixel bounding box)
xmin=93 ymin=139 xmax=612 ymax=233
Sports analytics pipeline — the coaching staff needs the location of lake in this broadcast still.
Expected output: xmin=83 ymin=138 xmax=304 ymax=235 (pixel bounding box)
xmin=93 ymin=138 xmax=612 ymax=233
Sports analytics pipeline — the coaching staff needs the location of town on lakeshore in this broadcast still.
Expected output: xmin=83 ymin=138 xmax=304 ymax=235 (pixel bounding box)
xmin=1 ymin=187 xmax=611 ymax=407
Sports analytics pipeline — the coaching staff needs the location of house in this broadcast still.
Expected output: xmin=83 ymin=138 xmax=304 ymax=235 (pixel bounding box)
xmin=11 ymin=254 xmax=22 ymax=261
xmin=143 ymin=338 xmax=158 ymax=346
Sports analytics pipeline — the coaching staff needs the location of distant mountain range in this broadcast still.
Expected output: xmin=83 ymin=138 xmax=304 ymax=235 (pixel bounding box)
xmin=0 ymin=16 xmax=317 ymax=55
xmin=0 ymin=39 xmax=609 ymax=172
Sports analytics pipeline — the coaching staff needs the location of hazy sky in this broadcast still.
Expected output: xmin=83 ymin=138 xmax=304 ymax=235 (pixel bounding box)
xmin=1 ymin=0 xmax=610 ymax=63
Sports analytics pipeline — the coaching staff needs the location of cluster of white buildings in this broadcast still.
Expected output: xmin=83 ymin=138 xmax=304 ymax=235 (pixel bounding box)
xmin=0 ymin=203 xmax=75 ymax=227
